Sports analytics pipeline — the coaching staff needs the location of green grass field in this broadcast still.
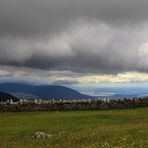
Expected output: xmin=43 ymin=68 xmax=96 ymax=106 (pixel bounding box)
xmin=0 ymin=108 xmax=148 ymax=148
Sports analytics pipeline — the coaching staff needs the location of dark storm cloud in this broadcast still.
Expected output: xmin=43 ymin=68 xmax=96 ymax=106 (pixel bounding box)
xmin=0 ymin=0 xmax=148 ymax=36
xmin=1 ymin=0 xmax=148 ymax=74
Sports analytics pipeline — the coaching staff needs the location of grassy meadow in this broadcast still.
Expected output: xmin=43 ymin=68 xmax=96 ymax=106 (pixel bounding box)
xmin=0 ymin=107 xmax=148 ymax=148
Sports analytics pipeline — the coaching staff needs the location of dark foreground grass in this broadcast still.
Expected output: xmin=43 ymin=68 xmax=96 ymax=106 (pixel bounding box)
xmin=0 ymin=108 xmax=148 ymax=148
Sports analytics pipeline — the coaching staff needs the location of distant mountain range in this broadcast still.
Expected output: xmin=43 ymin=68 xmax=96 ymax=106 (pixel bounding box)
xmin=0 ymin=83 xmax=96 ymax=99
xmin=99 ymin=94 xmax=139 ymax=99
xmin=0 ymin=83 xmax=147 ymax=100
xmin=91 ymin=87 xmax=148 ymax=98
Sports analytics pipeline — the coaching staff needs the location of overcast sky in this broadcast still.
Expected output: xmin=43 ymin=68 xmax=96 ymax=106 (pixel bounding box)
xmin=1 ymin=0 xmax=148 ymax=91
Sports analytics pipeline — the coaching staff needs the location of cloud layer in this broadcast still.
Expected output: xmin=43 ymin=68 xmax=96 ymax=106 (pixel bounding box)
xmin=1 ymin=0 xmax=148 ymax=84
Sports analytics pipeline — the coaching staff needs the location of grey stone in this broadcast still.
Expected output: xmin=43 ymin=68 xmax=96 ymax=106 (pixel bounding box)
xmin=32 ymin=132 xmax=52 ymax=139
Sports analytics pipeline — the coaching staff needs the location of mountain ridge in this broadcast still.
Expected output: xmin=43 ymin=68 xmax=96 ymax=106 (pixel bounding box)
xmin=0 ymin=83 xmax=96 ymax=99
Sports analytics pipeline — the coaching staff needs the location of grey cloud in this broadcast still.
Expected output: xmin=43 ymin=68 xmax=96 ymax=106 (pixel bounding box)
xmin=0 ymin=23 xmax=148 ymax=74
xmin=0 ymin=0 xmax=148 ymax=75
xmin=0 ymin=0 xmax=148 ymax=37
xmin=0 ymin=66 xmax=84 ymax=84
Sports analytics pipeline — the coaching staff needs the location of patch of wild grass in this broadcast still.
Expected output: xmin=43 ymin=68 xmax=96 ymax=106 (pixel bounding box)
xmin=0 ymin=107 xmax=148 ymax=147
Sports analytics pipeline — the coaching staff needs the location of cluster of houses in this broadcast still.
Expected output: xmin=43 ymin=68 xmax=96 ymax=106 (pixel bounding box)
xmin=0 ymin=96 xmax=148 ymax=112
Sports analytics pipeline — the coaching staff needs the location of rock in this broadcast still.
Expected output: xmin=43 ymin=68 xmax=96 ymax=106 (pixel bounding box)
xmin=32 ymin=132 xmax=52 ymax=139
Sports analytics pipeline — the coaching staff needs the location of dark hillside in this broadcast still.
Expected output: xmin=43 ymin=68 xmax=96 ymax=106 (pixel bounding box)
xmin=0 ymin=83 xmax=96 ymax=99
xmin=0 ymin=92 xmax=19 ymax=102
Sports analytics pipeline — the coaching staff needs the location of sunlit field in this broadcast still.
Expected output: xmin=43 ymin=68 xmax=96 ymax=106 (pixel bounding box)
xmin=0 ymin=108 xmax=148 ymax=148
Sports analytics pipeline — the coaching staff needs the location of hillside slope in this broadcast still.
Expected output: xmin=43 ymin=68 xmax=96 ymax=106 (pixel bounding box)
xmin=0 ymin=83 xmax=96 ymax=99
xmin=0 ymin=92 xmax=19 ymax=102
